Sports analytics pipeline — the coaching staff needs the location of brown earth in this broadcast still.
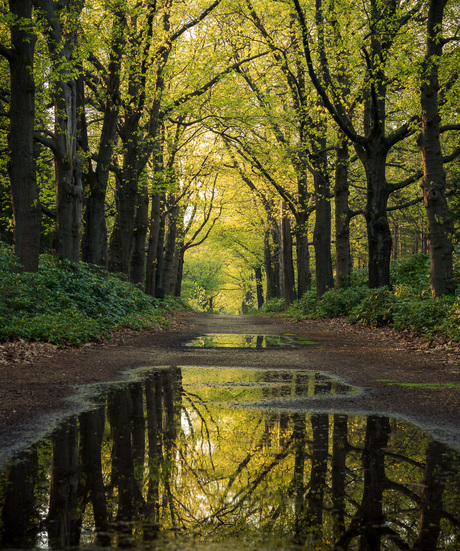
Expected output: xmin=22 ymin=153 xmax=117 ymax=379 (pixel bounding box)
xmin=1 ymin=312 xmax=459 ymax=461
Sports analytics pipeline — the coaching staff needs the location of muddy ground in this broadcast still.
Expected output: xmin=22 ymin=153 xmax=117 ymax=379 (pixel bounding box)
xmin=1 ymin=312 xmax=459 ymax=461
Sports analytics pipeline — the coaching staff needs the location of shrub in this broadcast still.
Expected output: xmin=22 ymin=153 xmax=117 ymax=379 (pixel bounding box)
xmin=0 ymin=243 xmax=186 ymax=344
xmin=392 ymin=294 xmax=455 ymax=334
xmin=259 ymin=298 xmax=286 ymax=313
xmin=315 ymin=286 xmax=369 ymax=318
xmin=391 ymin=254 xmax=430 ymax=291
xmin=286 ymin=291 xmax=316 ymax=320
xmin=349 ymin=287 xmax=399 ymax=326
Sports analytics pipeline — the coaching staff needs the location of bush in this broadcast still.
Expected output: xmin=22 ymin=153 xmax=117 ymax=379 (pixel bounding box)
xmin=287 ymin=290 xmax=317 ymax=321
xmin=391 ymin=254 xmax=430 ymax=291
xmin=349 ymin=287 xmax=399 ymax=326
xmin=0 ymin=244 xmax=187 ymax=344
xmin=315 ymin=286 xmax=369 ymax=318
xmin=259 ymin=298 xmax=286 ymax=313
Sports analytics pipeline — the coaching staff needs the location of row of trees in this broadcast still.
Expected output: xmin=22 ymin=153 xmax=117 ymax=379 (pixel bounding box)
xmin=1 ymin=0 xmax=459 ymax=306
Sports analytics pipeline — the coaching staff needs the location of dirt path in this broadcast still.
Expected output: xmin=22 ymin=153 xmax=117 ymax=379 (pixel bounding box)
xmin=1 ymin=312 xmax=460 ymax=461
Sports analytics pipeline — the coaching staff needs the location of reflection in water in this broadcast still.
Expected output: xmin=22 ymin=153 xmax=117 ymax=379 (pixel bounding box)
xmin=183 ymin=333 xmax=316 ymax=348
xmin=0 ymin=366 xmax=459 ymax=550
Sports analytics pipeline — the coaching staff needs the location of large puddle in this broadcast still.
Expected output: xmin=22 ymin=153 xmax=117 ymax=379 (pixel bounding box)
xmin=183 ymin=333 xmax=316 ymax=348
xmin=1 ymin=366 xmax=459 ymax=550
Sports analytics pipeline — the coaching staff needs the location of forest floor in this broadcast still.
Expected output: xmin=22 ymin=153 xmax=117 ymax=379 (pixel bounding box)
xmin=1 ymin=311 xmax=460 ymax=461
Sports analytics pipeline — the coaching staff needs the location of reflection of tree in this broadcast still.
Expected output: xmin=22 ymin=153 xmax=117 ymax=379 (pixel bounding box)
xmin=332 ymin=414 xmax=348 ymax=538
xmin=1 ymin=448 xmax=39 ymax=547
xmin=414 ymin=440 xmax=452 ymax=551
xmin=76 ymin=406 xmax=109 ymax=545
xmin=47 ymin=420 xmax=79 ymax=547
xmin=1 ymin=369 xmax=460 ymax=550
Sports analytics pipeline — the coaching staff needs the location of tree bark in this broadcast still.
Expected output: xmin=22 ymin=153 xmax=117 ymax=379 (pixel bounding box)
xmin=81 ymin=7 xmax=125 ymax=267
xmin=360 ymin=141 xmax=392 ymax=288
xmin=418 ymin=0 xmax=454 ymax=297
xmin=38 ymin=0 xmax=84 ymax=262
xmin=334 ymin=138 xmax=351 ymax=288
xmin=6 ymin=0 xmax=41 ymax=271
xmin=130 ymin=182 xmax=150 ymax=284
xmin=280 ymin=201 xmax=296 ymax=306
xmin=146 ymin=192 xmax=165 ymax=297
xmin=161 ymin=203 xmax=179 ymax=296
xmin=312 ymin=133 xmax=334 ymax=297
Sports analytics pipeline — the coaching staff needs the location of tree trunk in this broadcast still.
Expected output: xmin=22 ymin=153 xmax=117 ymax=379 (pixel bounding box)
xmin=295 ymin=211 xmax=311 ymax=298
xmin=81 ymin=8 xmax=125 ymax=267
xmin=418 ymin=0 xmax=454 ymax=297
xmin=359 ymin=140 xmax=392 ymax=288
xmin=130 ymin=183 xmax=149 ymax=284
xmin=161 ymin=204 xmax=179 ymax=296
xmin=38 ymin=0 xmax=84 ymax=262
xmin=108 ymin=126 xmax=139 ymax=275
xmin=263 ymin=231 xmax=277 ymax=301
xmin=280 ymin=201 xmax=296 ymax=306
xmin=7 ymin=0 xmax=41 ymax=271
xmin=334 ymin=139 xmax=351 ymax=288
xmin=255 ymin=265 xmax=264 ymax=308
xmin=146 ymin=192 xmax=165 ymax=297
xmin=312 ymin=137 xmax=334 ymax=297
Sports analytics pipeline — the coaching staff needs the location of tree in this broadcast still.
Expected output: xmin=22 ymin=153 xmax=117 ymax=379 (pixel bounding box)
xmin=291 ymin=0 xmax=424 ymax=288
xmin=418 ymin=0 xmax=455 ymax=297
xmin=0 ymin=0 xmax=41 ymax=271
xmin=35 ymin=0 xmax=85 ymax=262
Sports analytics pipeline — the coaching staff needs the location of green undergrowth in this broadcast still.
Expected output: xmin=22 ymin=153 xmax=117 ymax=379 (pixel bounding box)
xmin=0 ymin=242 xmax=189 ymax=344
xmin=279 ymin=252 xmax=460 ymax=342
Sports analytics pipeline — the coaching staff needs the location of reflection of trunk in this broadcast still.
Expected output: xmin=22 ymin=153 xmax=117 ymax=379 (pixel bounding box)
xmin=304 ymin=413 xmax=328 ymax=546
xmin=1 ymin=448 xmax=39 ymax=547
xmin=108 ymin=388 xmax=145 ymax=521
xmin=413 ymin=439 xmax=452 ymax=551
xmin=292 ymin=412 xmax=307 ymax=545
xmin=280 ymin=201 xmax=296 ymax=306
xmin=145 ymin=371 xmax=164 ymax=519
xmin=131 ymin=383 xmax=146 ymax=484
xmin=331 ymin=414 xmax=348 ymax=537
xmin=47 ymin=420 xmax=79 ymax=547
xmin=7 ymin=0 xmax=41 ymax=272
xmin=77 ymin=407 xmax=109 ymax=544
xmin=360 ymin=416 xmax=390 ymax=550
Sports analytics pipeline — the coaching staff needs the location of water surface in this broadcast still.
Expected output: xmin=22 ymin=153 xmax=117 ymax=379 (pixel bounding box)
xmin=0 ymin=366 xmax=459 ymax=550
xmin=183 ymin=334 xmax=316 ymax=348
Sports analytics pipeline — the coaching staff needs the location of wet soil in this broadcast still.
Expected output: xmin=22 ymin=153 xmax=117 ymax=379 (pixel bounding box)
xmin=1 ymin=312 xmax=460 ymax=459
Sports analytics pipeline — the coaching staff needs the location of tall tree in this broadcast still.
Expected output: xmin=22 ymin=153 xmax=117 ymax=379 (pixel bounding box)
xmin=0 ymin=0 xmax=41 ymax=271
xmin=418 ymin=0 xmax=455 ymax=297
xmin=292 ymin=0 xmax=423 ymax=288
xmin=35 ymin=0 xmax=84 ymax=262
xmin=80 ymin=2 xmax=127 ymax=268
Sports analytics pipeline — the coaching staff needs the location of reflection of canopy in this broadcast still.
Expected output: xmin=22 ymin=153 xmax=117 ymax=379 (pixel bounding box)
xmin=1 ymin=366 xmax=459 ymax=550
